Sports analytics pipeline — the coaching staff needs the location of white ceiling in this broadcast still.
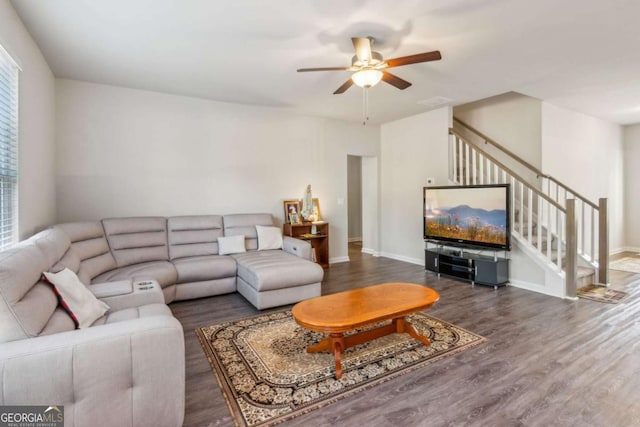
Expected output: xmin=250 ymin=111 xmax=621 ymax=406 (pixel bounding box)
xmin=11 ymin=0 xmax=640 ymax=125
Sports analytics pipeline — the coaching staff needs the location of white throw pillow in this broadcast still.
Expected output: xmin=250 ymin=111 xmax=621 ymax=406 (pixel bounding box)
xmin=218 ymin=235 xmax=246 ymax=255
xmin=42 ymin=268 xmax=110 ymax=328
xmin=256 ymin=225 xmax=283 ymax=250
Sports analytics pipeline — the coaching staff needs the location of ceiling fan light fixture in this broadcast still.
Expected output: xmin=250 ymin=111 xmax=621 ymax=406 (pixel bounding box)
xmin=351 ymin=69 xmax=383 ymax=88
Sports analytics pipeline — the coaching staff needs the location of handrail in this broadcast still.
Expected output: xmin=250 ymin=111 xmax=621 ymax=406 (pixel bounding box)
xmin=453 ymin=117 xmax=544 ymax=176
xmin=450 ymin=127 xmax=586 ymax=293
xmin=543 ymin=175 xmax=598 ymax=209
xmin=451 ymin=120 xmax=609 ymax=291
xmin=449 ymin=129 xmax=565 ymax=211
xmin=453 ymin=117 xmax=598 ymax=208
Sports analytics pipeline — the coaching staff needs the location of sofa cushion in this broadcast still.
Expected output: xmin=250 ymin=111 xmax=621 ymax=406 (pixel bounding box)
xmin=0 ymin=229 xmax=74 ymax=343
xmin=223 ymin=213 xmax=274 ymax=250
xmin=92 ymin=261 xmax=178 ymax=288
xmin=89 ymin=280 xmax=133 ymax=299
xmin=102 ymin=217 xmax=169 ymax=267
xmin=167 ymin=215 xmax=224 ymax=259
xmin=43 ymin=268 xmax=110 ymax=329
xmin=232 ymin=250 xmax=324 ymax=292
xmin=172 ymin=255 xmax=237 ymax=284
xmin=218 ymin=235 xmax=246 ymax=255
xmin=34 ymin=228 xmax=72 ymax=270
xmin=91 ymin=303 xmax=172 ymax=326
xmin=39 ymin=308 xmax=77 ymax=336
xmin=256 ymin=225 xmax=283 ymax=250
xmin=0 ymin=245 xmax=56 ymax=342
xmin=55 ymin=222 xmax=117 ymax=285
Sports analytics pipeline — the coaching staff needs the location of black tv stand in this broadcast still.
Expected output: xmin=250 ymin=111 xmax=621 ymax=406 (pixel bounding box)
xmin=424 ymin=241 xmax=509 ymax=289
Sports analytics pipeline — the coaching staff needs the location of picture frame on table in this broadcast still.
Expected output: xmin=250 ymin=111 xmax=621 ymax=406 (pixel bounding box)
xmin=284 ymin=200 xmax=301 ymax=224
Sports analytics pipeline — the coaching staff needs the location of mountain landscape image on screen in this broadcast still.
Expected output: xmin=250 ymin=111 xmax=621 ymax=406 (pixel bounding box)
xmin=425 ymin=204 xmax=508 ymax=246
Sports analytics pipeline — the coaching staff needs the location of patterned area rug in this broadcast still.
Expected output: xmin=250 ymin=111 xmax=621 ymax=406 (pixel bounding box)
xmin=577 ymin=285 xmax=630 ymax=304
xmin=196 ymin=309 xmax=486 ymax=427
xmin=609 ymin=256 xmax=640 ymax=274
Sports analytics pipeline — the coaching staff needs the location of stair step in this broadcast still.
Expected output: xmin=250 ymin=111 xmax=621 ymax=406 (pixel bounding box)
xmin=577 ymin=266 xmax=595 ymax=288
xmin=577 ymin=266 xmax=594 ymax=279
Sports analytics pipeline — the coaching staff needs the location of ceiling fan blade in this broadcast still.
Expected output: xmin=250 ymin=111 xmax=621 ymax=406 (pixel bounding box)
xmin=297 ymin=66 xmax=351 ymax=72
xmin=382 ymin=71 xmax=412 ymax=90
xmin=385 ymin=51 xmax=442 ymax=68
xmin=333 ymin=79 xmax=354 ymax=94
xmin=352 ymin=37 xmax=372 ymax=62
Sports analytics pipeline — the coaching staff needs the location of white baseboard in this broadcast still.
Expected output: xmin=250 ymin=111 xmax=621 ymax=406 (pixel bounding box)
xmin=329 ymin=256 xmax=350 ymax=264
xmin=378 ymin=251 xmax=424 ymax=266
xmin=508 ymin=279 xmax=565 ymax=298
xmin=348 ymin=237 xmax=362 ymax=243
xmin=616 ymin=246 xmax=640 ymax=253
xmin=361 ymin=247 xmax=379 ymax=256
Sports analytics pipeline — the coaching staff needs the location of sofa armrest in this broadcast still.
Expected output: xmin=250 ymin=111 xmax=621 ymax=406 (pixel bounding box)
xmin=91 ymin=279 xmax=165 ymax=311
xmin=90 ymin=279 xmax=133 ymax=297
xmin=0 ymin=315 xmax=185 ymax=427
xmin=283 ymin=236 xmax=312 ymax=260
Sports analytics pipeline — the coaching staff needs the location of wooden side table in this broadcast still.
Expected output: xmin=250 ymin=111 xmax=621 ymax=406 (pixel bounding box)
xmin=283 ymin=221 xmax=329 ymax=268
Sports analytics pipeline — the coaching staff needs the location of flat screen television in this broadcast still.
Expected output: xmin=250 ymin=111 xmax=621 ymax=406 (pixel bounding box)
xmin=423 ymin=184 xmax=511 ymax=250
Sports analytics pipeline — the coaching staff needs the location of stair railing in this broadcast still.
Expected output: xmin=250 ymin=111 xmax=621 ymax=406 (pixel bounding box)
xmin=449 ymin=128 xmax=578 ymax=296
xmin=539 ymin=176 xmax=608 ymax=284
xmin=452 ymin=117 xmax=609 ymax=286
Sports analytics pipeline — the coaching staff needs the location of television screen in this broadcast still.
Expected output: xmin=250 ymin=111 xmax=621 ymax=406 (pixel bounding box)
xmin=423 ymin=184 xmax=510 ymax=250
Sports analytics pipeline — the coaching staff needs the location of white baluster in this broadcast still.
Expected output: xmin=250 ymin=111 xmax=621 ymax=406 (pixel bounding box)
xmin=527 ymin=188 xmax=533 ymax=245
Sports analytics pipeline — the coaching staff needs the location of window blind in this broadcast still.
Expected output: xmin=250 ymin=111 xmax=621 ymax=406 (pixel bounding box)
xmin=0 ymin=45 xmax=18 ymax=250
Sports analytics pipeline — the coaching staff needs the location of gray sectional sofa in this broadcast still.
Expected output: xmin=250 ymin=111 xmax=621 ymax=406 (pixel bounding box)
xmin=56 ymin=213 xmax=323 ymax=308
xmin=0 ymin=213 xmax=324 ymax=427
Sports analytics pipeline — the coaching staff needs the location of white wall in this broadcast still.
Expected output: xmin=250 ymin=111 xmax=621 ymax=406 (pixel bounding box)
xmin=541 ymin=102 xmax=625 ymax=253
xmin=623 ymin=124 xmax=640 ymax=250
xmin=55 ymin=79 xmax=380 ymax=261
xmin=380 ymin=107 xmax=451 ymax=264
xmin=314 ymin=118 xmax=380 ymax=262
xmin=0 ymin=0 xmax=56 ymax=239
xmin=509 ymin=239 xmax=564 ymax=298
xmin=361 ymin=156 xmax=378 ymax=255
xmin=454 ymin=92 xmax=626 ymax=255
xmin=454 ymin=92 xmax=542 ymax=185
xmin=377 ymin=100 xmax=590 ymax=297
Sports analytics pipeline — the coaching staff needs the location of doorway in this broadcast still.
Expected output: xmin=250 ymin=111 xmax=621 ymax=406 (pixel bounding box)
xmin=347 ymin=155 xmax=362 ymax=244
xmin=347 ymin=155 xmax=378 ymax=257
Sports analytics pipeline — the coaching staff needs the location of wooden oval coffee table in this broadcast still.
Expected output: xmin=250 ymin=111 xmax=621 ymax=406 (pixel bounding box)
xmin=292 ymin=282 xmax=440 ymax=379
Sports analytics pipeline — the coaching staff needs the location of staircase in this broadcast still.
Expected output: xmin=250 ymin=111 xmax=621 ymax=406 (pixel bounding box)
xmin=448 ymin=118 xmax=609 ymax=298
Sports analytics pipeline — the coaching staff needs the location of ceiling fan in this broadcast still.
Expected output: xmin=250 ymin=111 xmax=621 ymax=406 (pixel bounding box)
xmin=297 ymin=37 xmax=442 ymax=94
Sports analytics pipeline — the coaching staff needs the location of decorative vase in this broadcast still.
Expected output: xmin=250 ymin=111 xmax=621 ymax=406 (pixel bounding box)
xmin=301 ymin=184 xmax=313 ymax=222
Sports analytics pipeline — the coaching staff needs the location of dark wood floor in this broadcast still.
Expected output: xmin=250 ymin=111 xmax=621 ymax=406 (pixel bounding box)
xmin=170 ymin=244 xmax=640 ymax=427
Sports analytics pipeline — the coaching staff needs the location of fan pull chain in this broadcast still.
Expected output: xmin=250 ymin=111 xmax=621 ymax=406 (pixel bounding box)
xmin=362 ymin=88 xmax=370 ymax=126
xmin=362 ymin=88 xmax=366 ymax=125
